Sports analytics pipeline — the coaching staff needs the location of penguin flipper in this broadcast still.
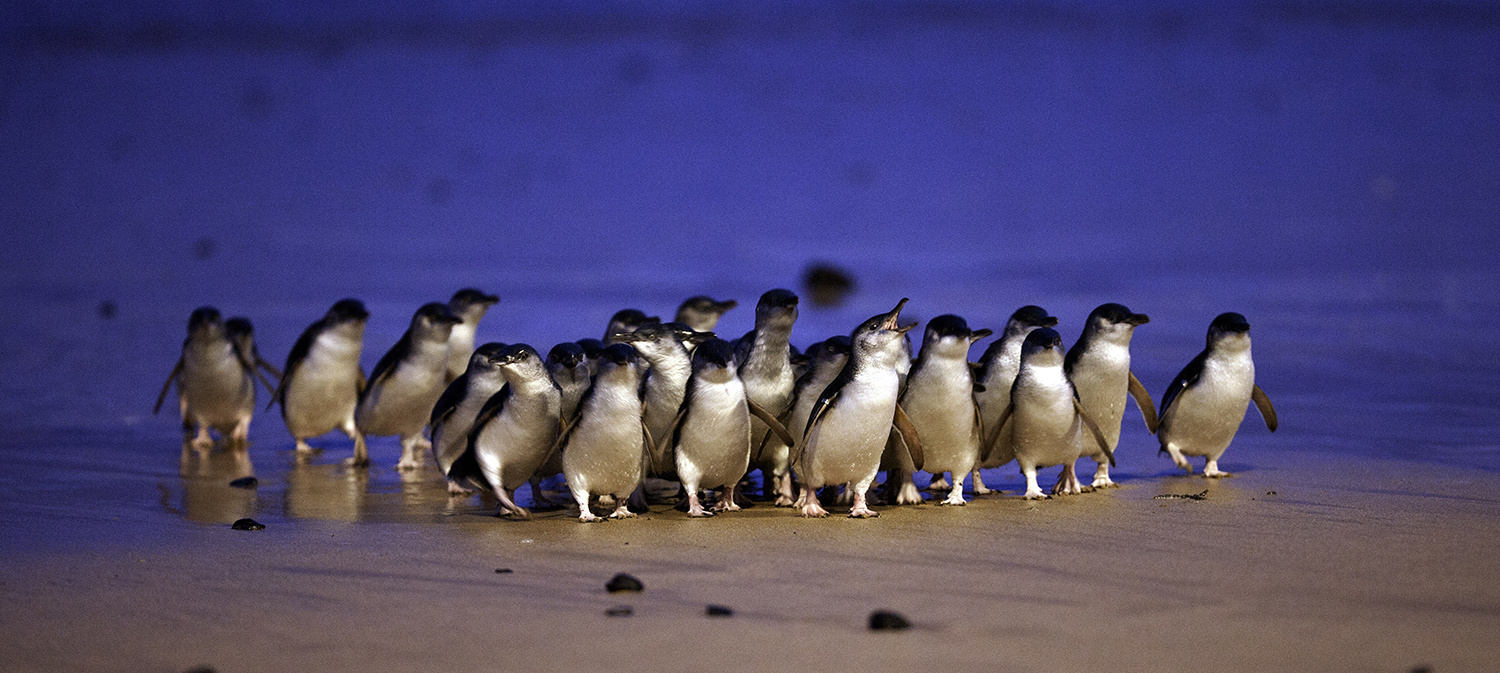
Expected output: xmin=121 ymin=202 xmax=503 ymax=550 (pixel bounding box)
xmin=361 ymin=333 xmax=412 ymax=406
xmin=747 ymin=399 xmax=795 ymax=448
xmin=153 ymin=359 xmax=184 ymax=414
xmin=256 ymin=355 xmax=284 ymax=386
xmin=1074 ymin=398 xmax=1115 ymax=467
xmin=465 ymin=387 xmax=512 ymax=455
xmin=979 ymin=402 xmax=1013 ymax=465
xmin=659 ymin=406 xmax=689 ymax=461
xmin=1159 ymin=351 xmax=1206 ymax=420
xmin=1128 ymin=371 xmax=1159 ymax=434
xmin=892 ymin=403 xmax=924 ymax=471
xmin=429 ymin=374 xmax=469 ymax=429
xmin=1251 ymin=384 xmax=1278 ymax=432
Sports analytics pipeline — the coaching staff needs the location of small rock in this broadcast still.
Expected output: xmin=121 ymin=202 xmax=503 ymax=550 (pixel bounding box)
xmin=868 ymin=610 xmax=911 ymax=631
xmin=230 ymin=518 xmax=265 ymax=531
xmin=606 ymin=573 xmax=643 ymax=593
xmin=228 ymin=476 xmax=258 ymax=489
xmin=1266 ymin=491 xmax=1278 ymax=496
xmin=494 ymin=568 xmax=513 ymax=574
xmin=605 ymin=605 xmax=633 ymax=617
xmin=705 ymin=604 xmax=734 ymax=617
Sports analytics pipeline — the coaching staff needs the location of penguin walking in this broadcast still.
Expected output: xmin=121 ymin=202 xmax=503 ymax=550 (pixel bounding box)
xmin=448 ymin=344 xmax=562 ymax=519
xmin=736 ymin=289 xmax=800 ymax=505
xmin=356 ymin=303 xmax=462 ymax=470
xmin=674 ymin=296 xmax=738 ymax=332
xmin=987 ymin=328 xmax=1113 ymax=499
xmin=154 ymin=307 xmax=261 ymax=451
xmin=1065 ymin=303 xmax=1158 ymax=489
xmin=429 ymin=342 xmax=507 ymax=494
xmin=444 ymin=288 xmax=499 ymax=383
xmin=560 ymin=344 xmax=652 ymax=522
xmin=1157 ymin=312 xmax=1278 ymax=478
xmin=892 ymin=315 xmax=992 ymax=506
xmin=609 ymin=323 xmax=709 ymax=479
xmin=668 ymin=339 xmax=794 ymax=517
xmin=274 ymin=299 xmax=370 ymax=464
xmin=795 ymin=299 xmax=923 ymax=518
xmin=969 ymin=306 xmax=1057 ymax=494
xmin=225 ymin=317 xmax=283 ymax=395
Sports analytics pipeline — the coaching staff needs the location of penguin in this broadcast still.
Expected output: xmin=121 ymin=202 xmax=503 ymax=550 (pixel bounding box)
xmin=603 ymin=309 xmax=660 ymax=344
xmin=794 ymin=299 xmax=923 ymax=518
xmin=528 ymin=341 xmax=592 ymax=506
xmin=610 ymin=322 xmax=713 ymax=479
xmin=674 ymin=296 xmax=738 ymax=332
xmin=1157 ymin=312 xmax=1278 ymax=478
xmin=154 ymin=307 xmax=258 ymax=451
xmin=667 ymin=338 xmax=795 ymax=517
xmin=970 ymin=306 xmax=1057 ymax=494
xmin=225 ymin=317 xmax=283 ymax=395
xmin=986 ymin=328 xmax=1113 ymax=499
xmin=761 ymin=336 xmax=851 ymax=506
xmin=444 ymin=288 xmax=499 ymax=383
xmin=736 ymin=289 xmax=800 ymax=505
xmin=575 ymin=338 xmax=605 ymax=377
xmin=429 ymin=342 xmax=507 ymax=494
xmin=891 ymin=315 xmax=992 ymax=506
xmin=274 ymin=299 xmax=370 ymax=465
xmin=1065 ymin=303 xmax=1158 ymax=489
xmin=559 ymin=344 xmax=652 ymax=522
xmin=356 ymin=302 xmax=462 ymax=470
xmin=449 ymin=344 xmax=562 ymax=519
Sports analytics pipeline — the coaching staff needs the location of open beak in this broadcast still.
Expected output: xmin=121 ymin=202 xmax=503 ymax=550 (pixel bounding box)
xmin=881 ymin=298 xmax=915 ymax=333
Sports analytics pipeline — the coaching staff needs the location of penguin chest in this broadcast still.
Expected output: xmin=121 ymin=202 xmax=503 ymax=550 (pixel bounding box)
xmin=181 ymin=342 xmax=253 ymax=423
xmin=902 ymin=365 xmax=979 ymax=473
xmin=359 ymin=347 xmax=450 ymax=435
xmin=285 ymin=333 xmax=363 ymax=433
xmin=806 ymin=372 xmax=899 ymax=484
xmin=562 ymin=385 xmax=645 ymax=494
xmin=1011 ymin=367 xmax=1083 ymax=467
xmin=476 ymin=392 xmax=561 ymax=490
xmin=674 ymin=379 xmax=751 ymax=489
xmin=1163 ymin=355 xmax=1254 ymax=456
xmin=1070 ymin=345 xmax=1132 ymax=446
xmin=642 ymin=367 xmax=689 ymax=444
xmin=445 ymin=324 xmax=478 ymax=375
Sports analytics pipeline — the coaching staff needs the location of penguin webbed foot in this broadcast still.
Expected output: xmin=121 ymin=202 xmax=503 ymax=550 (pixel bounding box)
xmin=938 ymin=494 xmax=966 ymax=506
xmin=607 ymin=506 xmax=636 ymax=520
xmin=847 ymin=506 xmax=879 ymax=518
xmin=927 ymin=477 xmax=951 ymax=492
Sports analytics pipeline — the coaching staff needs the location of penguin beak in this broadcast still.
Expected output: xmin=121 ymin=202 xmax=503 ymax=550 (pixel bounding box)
xmin=1042 ymin=316 xmax=1059 ymax=327
xmin=970 ymin=328 xmax=994 ymax=341
xmin=880 ymin=298 xmax=910 ymax=331
xmin=1128 ymin=314 xmax=1150 ymax=326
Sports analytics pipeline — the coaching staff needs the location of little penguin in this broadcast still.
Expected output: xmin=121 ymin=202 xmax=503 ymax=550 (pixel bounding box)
xmin=575 ymin=338 xmax=605 ymax=377
xmin=736 ymin=289 xmax=800 ymax=505
xmin=528 ymin=341 xmax=592 ymax=505
xmin=987 ymin=328 xmax=1114 ymax=499
xmin=892 ymin=314 xmax=992 ymax=506
xmin=1157 ymin=312 xmax=1278 ymax=478
xmin=795 ymin=298 xmax=923 ymax=518
xmin=762 ymin=336 xmax=851 ymax=507
xmin=674 ymin=296 xmax=738 ymax=332
xmin=356 ymin=302 xmax=462 ymax=470
xmin=560 ymin=344 xmax=652 ymax=522
xmin=444 ymin=288 xmax=499 ymax=383
xmin=449 ymin=344 xmax=562 ymax=519
xmin=154 ymin=307 xmax=258 ymax=451
xmin=225 ymin=317 xmax=283 ymax=396
xmin=971 ymin=306 xmax=1057 ymax=494
xmin=1065 ymin=303 xmax=1158 ymax=489
xmin=603 ymin=309 xmax=660 ymax=344
xmin=274 ymin=299 xmax=370 ymax=464
xmin=668 ymin=338 xmax=795 ymax=517
xmin=429 ymin=342 xmax=507 ymax=494
xmin=609 ymin=322 xmax=711 ymax=479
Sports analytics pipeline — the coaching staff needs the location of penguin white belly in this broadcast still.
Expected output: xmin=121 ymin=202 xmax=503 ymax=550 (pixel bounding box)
xmin=284 ymin=337 xmax=362 ymax=437
xmin=433 ymin=395 xmax=491 ymax=472
xmin=446 ymin=324 xmax=477 ymax=377
xmin=359 ymin=351 xmax=448 ymax=437
xmin=475 ymin=395 xmax=561 ymax=491
xmin=181 ymin=345 xmax=253 ymax=429
xmin=1162 ymin=356 xmax=1254 ymax=459
xmin=975 ymin=355 xmax=1020 ymax=468
xmin=675 ymin=380 xmax=751 ymax=491
xmin=1011 ymin=370 xmax=1085 ymax=470
xmin=1071 ymin=347 xmax=1131 ymax=453
xmin=903 ymin=370 xmax=979 ymax=477
xmin=805 ymin=372 xmax=898 ymax=487
xmin=563 ymin=391 xmax=645 ymax=498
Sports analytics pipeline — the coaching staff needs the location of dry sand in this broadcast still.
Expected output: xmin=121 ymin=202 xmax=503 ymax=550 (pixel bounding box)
xmin=2 ymin=447 xmax=1496 ymax=673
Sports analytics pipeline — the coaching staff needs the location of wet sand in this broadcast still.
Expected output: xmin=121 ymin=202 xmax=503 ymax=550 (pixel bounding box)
xmin=2 ymin=444 xmax=1497 ymax=673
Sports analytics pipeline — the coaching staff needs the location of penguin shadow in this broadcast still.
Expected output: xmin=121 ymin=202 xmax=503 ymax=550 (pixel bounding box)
xmin=161 ymin=445 xmax=258 ymax=524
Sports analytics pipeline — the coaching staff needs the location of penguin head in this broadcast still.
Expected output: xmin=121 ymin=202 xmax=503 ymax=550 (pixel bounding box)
xmin=493 ymin=343 xmax=543 ymax=371
xmin=1082 ymin=303 xmax=1149 ymax=343
xmin=187 ymin=306 xmax=224 ymax=339
xmin=818 ymin=335 xmax=853 ymax=360
xmin=691 ymin=338 xmax=737 ymax=372
xmin=754 ymin=289 xmax=800 ymax=327
xmin=851 ymin=298 xmax=916 ymax=364
xmin=546 ymin=342 xmax=587 ymax=370
xmin=663 ymin=322 xmax=717 ymax=348
xmin=598 ymin=343 xmax=640 ymax=368
xmin=605 ymin=309 xmax=660 ymax=341
xmin=676 ymin=296 xmax=738 ymax=329
xmin=1008 ymin=305 xmax=1058 ymax=332
xmin=325 ymin=298 xmax=370 ymax=325
xmin=224 ymin=317 xmax=255 ymax=349
xmin=467 ymin=342 xmax=508 ymax=372
xmin=448 ymin=288 xmax=499 ymax=320
xmin=412 ymin=302 xmax=463 ymax=341
xmin=575 ymin=338 xmax=605 ymax=360
xmin=1207 ymin=312 xmax=1252 ymax=351
xmin=607 ymin=323 xmax=681 ymax=361
xmin=922 ymin=314 xmax=993 ymax=357
xmin=1020 ymin=327 xmax=1066 ymax=365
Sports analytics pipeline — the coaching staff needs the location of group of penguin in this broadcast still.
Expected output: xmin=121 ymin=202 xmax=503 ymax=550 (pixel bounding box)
xmin=157 ymin=288 xmax=1278 ymax=521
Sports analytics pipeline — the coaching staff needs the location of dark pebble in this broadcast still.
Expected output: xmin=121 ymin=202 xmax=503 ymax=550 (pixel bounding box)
xmin=494 ymin=568 xmax=513 ymax=574
xmin=1266 ymin=491 xmax=1278 ymax=496
xmin=228 ymin=476 xmax=258 ymax=489
xmin=230 ymin=518 xmax=265 ymax=531
xmin=868 ymin=610 xmax=911 ymax=631
xmin=605 ymin=605 xmax=633 ymax=617
xmin=606 ymin=573 xmax=643 ymax=593
xmin=705 ymin=604 xmax=734 ymax=617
